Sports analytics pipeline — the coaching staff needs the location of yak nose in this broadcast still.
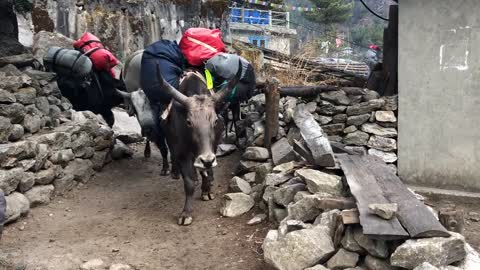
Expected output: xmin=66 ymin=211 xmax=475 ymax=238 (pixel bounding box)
xmin=200 ymin=154 xmax=216 ymax=168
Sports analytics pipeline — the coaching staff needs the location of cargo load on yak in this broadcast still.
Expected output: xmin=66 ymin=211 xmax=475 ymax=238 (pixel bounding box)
xmin=141 ymin=40 xmax=186 ymax=104
xmin=44 ymin=46 xmax=93 ymax=78
xmin=205 ymin=53 xmax=256 ymax=102
xmin=73 ymin=32 xmax=119 ymax=78
xmin=179 ymin=28 xmax=226 ymax=67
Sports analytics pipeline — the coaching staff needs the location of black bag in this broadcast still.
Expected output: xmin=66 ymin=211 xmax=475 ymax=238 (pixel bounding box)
xmin=44 ymin=46 xmax=93 ymax=78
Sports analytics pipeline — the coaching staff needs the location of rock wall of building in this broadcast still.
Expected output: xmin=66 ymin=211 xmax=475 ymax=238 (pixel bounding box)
xmin=0 ymin=64 xmax=115 ymax=224
xmin=18 ymin=0 xmax=229 ymax=61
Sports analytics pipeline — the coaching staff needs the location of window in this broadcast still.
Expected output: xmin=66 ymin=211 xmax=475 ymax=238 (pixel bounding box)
xmin=249 ymin=35 xmax=268 ymax=48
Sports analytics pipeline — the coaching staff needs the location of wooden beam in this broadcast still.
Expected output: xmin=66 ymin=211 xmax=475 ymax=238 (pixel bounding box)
xmin=363 ymin=155 xmax=449 ymax=238
xmin=337 ymin=155 xmax=409 ymax=239
xmin=264 ymin=78 xmax=280 ymax=152
xmin=279 ymin=85 xmax=338 ymax=97
xmin=293 ymin=104 xmax=336 ymax=167
xmin=292 ymin=139 xmax=316 ymax=165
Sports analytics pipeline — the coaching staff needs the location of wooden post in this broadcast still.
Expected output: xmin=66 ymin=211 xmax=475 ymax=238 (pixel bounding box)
xmin=264 ymin=78 xmax=280 ymax=152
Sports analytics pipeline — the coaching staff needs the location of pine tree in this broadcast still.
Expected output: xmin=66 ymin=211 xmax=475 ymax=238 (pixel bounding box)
xmin=304 ymin=0 xmax=353 ymax=25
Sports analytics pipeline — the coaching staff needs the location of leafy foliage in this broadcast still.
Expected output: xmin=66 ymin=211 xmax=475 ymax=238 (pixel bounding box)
xmin=350 ymin=23 xmax=384 ymax=47
xmin=303 ymin=0 xmax=353 ymax=25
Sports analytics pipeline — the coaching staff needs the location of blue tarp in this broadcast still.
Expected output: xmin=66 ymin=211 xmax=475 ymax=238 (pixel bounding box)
xmin=141 ymin=40 xmax=186 ymax=104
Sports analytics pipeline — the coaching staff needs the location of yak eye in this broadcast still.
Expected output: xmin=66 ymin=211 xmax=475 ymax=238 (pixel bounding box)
xmin=214 ymin=118 xmax=218 ymax=126
xmin=186 ymin=119 xmax=193 ymax=127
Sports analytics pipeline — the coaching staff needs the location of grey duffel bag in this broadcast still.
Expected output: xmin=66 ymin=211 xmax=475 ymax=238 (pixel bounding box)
xmin=44 ymin=46 xmax=93 ymax=78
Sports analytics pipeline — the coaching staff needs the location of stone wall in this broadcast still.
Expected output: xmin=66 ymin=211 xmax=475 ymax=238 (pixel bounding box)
xmin=244 ymin=88 xmax=399 ymax=171
xmin=0 ymin=65 xmax=114 ymax=224
xmin=18 ymin=0 xmax=229 ymax=61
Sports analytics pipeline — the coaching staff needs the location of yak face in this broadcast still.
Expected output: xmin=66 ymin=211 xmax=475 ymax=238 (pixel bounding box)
xmin=183 ymin=95 xmax=221 ymax=169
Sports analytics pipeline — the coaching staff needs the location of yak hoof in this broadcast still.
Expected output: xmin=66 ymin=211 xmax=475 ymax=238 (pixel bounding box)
xmin=160 ymin=168 xmax=170 ymax=176
xmin=201 ymin=192 xmax=215 ymax=201
xmin=178 ymin=215 xmax=193 ymax=226
xmin=171 ymin=171 xmax=180 ymax=179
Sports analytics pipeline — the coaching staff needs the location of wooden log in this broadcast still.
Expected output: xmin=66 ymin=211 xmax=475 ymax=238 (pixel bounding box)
xmin=337 ymin=154 xmax=409 ymax=239
xmin=293 ymin=104 xmax=335 ymax=167
xmin=316 ymin=197 xmax=356 ymax=210
xmin=264 ymin=78 xmax=280 ymax=152
xmin=279 ymin=85 xmax=338 ymax=97
xmin=341 ymin=209 xmax=360 ymax=224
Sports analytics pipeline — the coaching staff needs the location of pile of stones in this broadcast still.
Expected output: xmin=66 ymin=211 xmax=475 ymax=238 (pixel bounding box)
xmin=217 ymin=87 xmax=479 ymax=270
xmin=0 ymin=64 xmax=116 ymax=226
xmin=242 ymin=87 xmax=398 ymax=172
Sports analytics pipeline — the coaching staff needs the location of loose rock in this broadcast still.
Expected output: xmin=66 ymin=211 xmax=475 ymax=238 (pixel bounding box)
xmin=25 ymin=185 xmax=54 ymax=207
xmin=242 ymin=146 xmax=270 ymax=161
xmin=364 ymin=255 xmax=397 ymax=270
xmin=321 ymin=90 xmax=351 ymax=105
xmin=375 ymin=111 xmax=397 ymax=123
xmin=346 ymin=99 xmax=385 ymax=116
xmin=18 ymin=172 xmax=35 ymax=193
xmin=369 ymin=203 xmax=398 ymax=220
xmin=53 ymin=174 xmax=76 ymax=195
xmin=22 ymin=114 xmax=42 ymax=133
xmin=341 ymin=227 xmax=365 ymax=253
xmin=346 ymin=114 xmax=371 ymax=126
xmin=353 ymin=227 xmax=389 ymax=258
xmin=313 ymin=209 xmax=341 ymax=238
xmin=273 ymin=183 xmax=306 ymax=207
xmin=228 ymin=176 xmax=252 ymax=194
xmin=344 ymin=125 xmax=357 ymax=134
xmin=8 ymin=124 xmax=24 ymax=141
xmin=14 ymin=87 xmax=36 ymax=105
xmin=263 ymin=226 xmax=335 ymax=270
xmin=109 ymin=264 xmax=133 ymax=270
xmin=5 ymin=192 xmax=30 ymax=223
xmin=216 ymin=144 xmax=237 ymax=157
xmin=247 ymin=213 xmax=267 ymax=225
xmin=413 ymin=262 xmax=439 ymax=270
xmin=361 ymin=123 xmax=397 ymax=138
xmin=295 ymin=168 xmax=343 ymax=196
xmin=0 ymin=168 xmax=23 ymax=194
xmin=367 ymin=136 xmax=397 ymax=151
xmin=49 ymin=149 xmax=75 ymax=165
xmin=368 ymin=149 xmax=398 ymax=163
xmin=220 ymin=193 xmax=254 ymax=217
xmin=304 ymin=265 xmax=329 ymax=270
xmin=390 ymin=232 xmax=466 ymax=269
xmin=0 ymin=89 xmax=16 ymax=103
xmin=278 ymin=220 xmax=312 ymax=236
xmin=286 ymin=195 xmax=321 ymax=222
xmin=271 ymin=137 xmax=296 ymax=165
xmin=343 ymin=131 xmax=369 ymax=146
xmin=80 ymin=259 xmax=105 ymax=270
xmin=326 ymin=248 xmax=360 ymax=269
xmin=64 ymin=159 xmax=94 ymax=183
xmin=34 ymin=167 xmax=57 ymax=185
xmin=111 ymin=140 xmax=134 ymax=160
xmin=264 ymin=172 xmax=291 ymax=187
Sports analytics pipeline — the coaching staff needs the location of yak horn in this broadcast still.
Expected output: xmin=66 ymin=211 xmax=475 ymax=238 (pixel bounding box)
xmin=155 ymin=63 xmax=189 ymax=107
xmin=116 ymin=89 xmax=131 ymax=98
xmin=214 ymin=59 xmax=243 ymax=104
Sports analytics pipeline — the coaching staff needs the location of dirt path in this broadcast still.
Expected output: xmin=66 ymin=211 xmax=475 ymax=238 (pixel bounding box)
xmin=1 ymin=144 xmax=273 ymax=270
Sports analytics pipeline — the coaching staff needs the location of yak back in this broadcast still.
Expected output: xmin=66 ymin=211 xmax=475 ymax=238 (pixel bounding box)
xmin=141 ymin=40 xmax=186 ymax=104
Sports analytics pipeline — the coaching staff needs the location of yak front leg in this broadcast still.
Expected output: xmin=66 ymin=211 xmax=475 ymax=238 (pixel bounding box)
xmin=178 ymin=162 xmax=197 ymax=226
xmin=200 ymin=168 xmax=215 ymax=201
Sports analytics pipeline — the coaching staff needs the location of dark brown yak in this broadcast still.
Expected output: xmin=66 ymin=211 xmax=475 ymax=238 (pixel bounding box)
xmin=155 ymin=63 xmax=241 ymax=225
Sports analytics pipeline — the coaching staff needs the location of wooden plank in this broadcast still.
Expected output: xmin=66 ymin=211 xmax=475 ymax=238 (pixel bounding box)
xmin=363 ymin=155 xmax=449 ymax=238
xmin=330 ymin=142 xmax=359 ymax=155
xmin=293 ymin=104 xmax=335 ymax=167
xmin=341 ymin=209 xmax=360 ymax=224
xmin=279 ymin=85 xmax=338 ymax=97
xmin=337 ymin=155 xmax=409 ymax=239
xmin=264 ymin=78 xmax=280 ymax=152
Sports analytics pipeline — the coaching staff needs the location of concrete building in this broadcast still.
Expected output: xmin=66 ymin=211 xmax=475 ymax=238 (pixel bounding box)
xmin=228 ymin=7 xmax=297 ymax=55
xmin=398 ymin=0 xmax=480 ymax=191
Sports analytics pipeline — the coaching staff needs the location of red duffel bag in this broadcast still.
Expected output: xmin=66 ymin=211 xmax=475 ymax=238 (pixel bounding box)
xmin=179 ymin=28 xmax=226 ymax=66
xmin=73 ymin=32 xmax=119 ymax=77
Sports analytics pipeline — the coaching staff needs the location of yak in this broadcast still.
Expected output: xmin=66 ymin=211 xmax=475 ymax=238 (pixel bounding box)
xmin=118 ymin=62 xmax=241 ymax=225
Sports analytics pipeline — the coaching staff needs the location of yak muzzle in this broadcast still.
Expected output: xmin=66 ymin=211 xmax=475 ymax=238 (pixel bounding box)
xmin=194 ymin=153 xmax=217 ymax=169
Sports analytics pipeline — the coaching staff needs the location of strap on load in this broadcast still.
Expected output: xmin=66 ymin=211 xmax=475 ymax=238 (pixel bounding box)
xmin=77 ymin=40 xmax=104 ymax=51
xmin=218 ymin=80 xmax=238 ymax=102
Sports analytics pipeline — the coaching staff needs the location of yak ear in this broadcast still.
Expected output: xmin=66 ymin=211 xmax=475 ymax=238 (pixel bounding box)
xmin=214 ymin=59 xmax=242 ymax=105
xmin=155 ymin=63 xmax=189 ymax=107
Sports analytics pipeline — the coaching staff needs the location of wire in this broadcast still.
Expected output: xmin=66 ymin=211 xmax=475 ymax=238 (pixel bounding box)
xmin=358 ymin=0 xmax=389 ymax=21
